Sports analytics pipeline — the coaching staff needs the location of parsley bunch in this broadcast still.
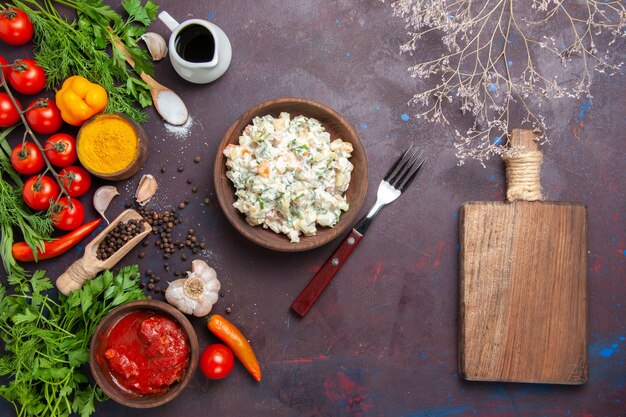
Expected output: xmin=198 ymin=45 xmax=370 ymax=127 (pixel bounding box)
xmin=10 ymin=0 xmax=159 ymax=123
xmin=0 ymin=266 xmax=147 ymax=417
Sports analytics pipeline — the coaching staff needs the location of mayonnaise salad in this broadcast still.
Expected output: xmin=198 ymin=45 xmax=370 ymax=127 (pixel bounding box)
xmin=223 ymin=112 xmax=354 ymax=242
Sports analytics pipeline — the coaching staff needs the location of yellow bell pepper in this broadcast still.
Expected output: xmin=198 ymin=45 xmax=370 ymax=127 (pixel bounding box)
xmin=55 ymin=76 xmax=108 ymax=126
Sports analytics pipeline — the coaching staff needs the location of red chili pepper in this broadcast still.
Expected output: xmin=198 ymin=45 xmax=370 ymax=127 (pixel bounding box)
xmin=12 ymin=218 xmax=101 ymax=262
xmin=208 ymin=314 xmax=261 ymax=382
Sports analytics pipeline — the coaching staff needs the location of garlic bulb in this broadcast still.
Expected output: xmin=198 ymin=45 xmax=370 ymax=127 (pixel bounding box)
xmin=135 ymin=174 xmax=158 ymax=206
xmin=140 ymin=32 xmax=168 ymax=61
xmin=165 ymin=260 xmax=220 ymax=317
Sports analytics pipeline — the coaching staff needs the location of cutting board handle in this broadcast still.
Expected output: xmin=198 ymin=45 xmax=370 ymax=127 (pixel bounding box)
xmin=56 ymin=258 xmax=102 ymax=296
xmin=504 ymin=129 xmax=543 ymax=202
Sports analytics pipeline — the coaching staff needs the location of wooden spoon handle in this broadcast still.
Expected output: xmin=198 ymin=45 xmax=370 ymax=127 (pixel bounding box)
xmin=56 ymin=258 xmax=102 ymax=295
xmin=111 ymin=33 xmax=162 ymax=89
xmin=113 ymin=38 xmax=136 ymax=68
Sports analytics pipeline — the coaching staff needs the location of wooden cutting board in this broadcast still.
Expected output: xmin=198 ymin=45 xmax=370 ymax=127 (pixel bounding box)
xmin=458 ymin=129 xmax=588 ymax=384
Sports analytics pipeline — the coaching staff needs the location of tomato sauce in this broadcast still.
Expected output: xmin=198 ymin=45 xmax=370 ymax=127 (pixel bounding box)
xmin=101 ymin=310 xmax=190 ymax=395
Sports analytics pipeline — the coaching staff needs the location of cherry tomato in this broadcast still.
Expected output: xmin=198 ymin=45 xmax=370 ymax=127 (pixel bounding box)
xmin=10 ymin=142 xmax=45 ymax=175
xmin=0 ymin=7 xmax=33 ymax=46
xmin=0 ymin=92 xmax=21 ymax=127
xmin=22 ymin=175 xmax=60 ymax=211
xmin=44 ymin=133 xmax=77 ymax=168
xmin=199 ymin=344 xmax=235 ymax=380
xmin=51 ymin=197 xmax=85 ymax=231
xmin=58 ymin=166 xmax=91 ymax=197
xmin=0 ymin=55 xmax=11 ymax=84
xmin=8 ymin=58 xmax=45 ymax=95
xmin=25 ymin=98 xmax=63 ymax=134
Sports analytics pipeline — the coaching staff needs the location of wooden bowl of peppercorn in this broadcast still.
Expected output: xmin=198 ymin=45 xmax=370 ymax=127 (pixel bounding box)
xmin=56 ymin=209 xmax=152 ymax=295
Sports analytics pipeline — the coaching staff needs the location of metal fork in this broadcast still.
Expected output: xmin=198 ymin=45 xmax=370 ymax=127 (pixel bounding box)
xmin=291 ymin=145 xmax=427 ymax=317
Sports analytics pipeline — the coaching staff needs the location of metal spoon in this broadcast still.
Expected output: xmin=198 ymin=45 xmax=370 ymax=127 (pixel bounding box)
xmin=113 ymin=39 xmax=189 ymax=126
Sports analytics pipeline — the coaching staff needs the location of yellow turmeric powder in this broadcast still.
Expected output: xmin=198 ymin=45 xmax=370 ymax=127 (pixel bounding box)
xmin=77 ymin=114 xmax=139 ymax=174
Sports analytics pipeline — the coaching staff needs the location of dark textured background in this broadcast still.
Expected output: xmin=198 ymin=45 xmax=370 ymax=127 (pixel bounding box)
xmin=1 ymin=1 xmax=625 ymax=416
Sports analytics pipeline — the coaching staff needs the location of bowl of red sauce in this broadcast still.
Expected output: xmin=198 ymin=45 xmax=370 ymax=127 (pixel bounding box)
xmin=90 ymin=300 xmax=199 ymax=408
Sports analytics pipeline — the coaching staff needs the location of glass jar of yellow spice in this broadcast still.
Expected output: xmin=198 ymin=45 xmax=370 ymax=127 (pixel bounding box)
xmin=77 ymin=113 xmax=148 ymax=181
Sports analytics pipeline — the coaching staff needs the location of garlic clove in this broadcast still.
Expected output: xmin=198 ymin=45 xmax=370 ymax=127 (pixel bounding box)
xmin=166 ymin=279 xmax=194 ymax=315
xmin=140 ymin=32 xmax=168 ymax=61
xmin=135 ymin=174 xmax=158 ymax=206
xmin=93 ymin=185 xmax=119 ymax=224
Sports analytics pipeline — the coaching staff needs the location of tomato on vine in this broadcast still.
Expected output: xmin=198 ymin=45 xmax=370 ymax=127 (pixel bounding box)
xmin=44 ymin=133 xmax=77 ymax=167
xmin=0 ymin=7 xmax=33 ymax=46
xmin=22 ymin=175 xmax=60 ymax=211
xmin=8 ymin=58 xmax=46 ymax=95
xmin=0 ymin=55 xmax=11 ymax=83
xmin=59 ymin=166 xmax=91 ymax=197
xmin=51 ymin=197 xmax=85 ymax=231
xmin=25 ymin=98 xmax=63 ymax=134
xmin=10 ymin=142 xmax=45 ymax=175
xmin=0 ymin=92 xmax=21 ymax=127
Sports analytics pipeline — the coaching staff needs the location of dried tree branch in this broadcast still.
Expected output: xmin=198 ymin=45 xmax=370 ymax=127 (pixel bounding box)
xmin=384 ymin=0 xmax=625 ymax=165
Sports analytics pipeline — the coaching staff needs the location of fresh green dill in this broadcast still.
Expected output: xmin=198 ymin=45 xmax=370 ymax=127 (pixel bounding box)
xmin=0 ymin=266 xmax=147 ymax=417
xmin=9 ymin=0 xmax=159 ymax=123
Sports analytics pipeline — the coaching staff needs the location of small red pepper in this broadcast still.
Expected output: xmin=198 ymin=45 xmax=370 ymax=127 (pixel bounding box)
xmin=208 ymin=314 xmax=261 ymax=382
xmin=12 ymin=218 xmax=101 ymax=262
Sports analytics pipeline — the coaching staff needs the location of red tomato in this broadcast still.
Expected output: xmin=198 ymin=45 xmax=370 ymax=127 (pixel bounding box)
xmin=10 ymin=142 xmax=45 ymax=175
xmin=22 ymin=175 xmax=60 ymax=211
xmin=51 ymin=197 xmax=84 ymax=231
xmin=0 ymin=7 xmax=33 ymax=46
xmin=0 ymin=55 xmax=11 ymax=83
xmin=44 ymin=133 xmax=77 ymax=167
xmin=58 ymin=166 xmax=91 ymax=197
xmin=25 ymin=98 xmax=63 ymax=134
xmin=8 ymin=58 xmax=45 ymax=95
xmin=199 ymin=344 xmax=235 ymax=380
xmin=0 ymin=92 xmax=21 ymax=127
